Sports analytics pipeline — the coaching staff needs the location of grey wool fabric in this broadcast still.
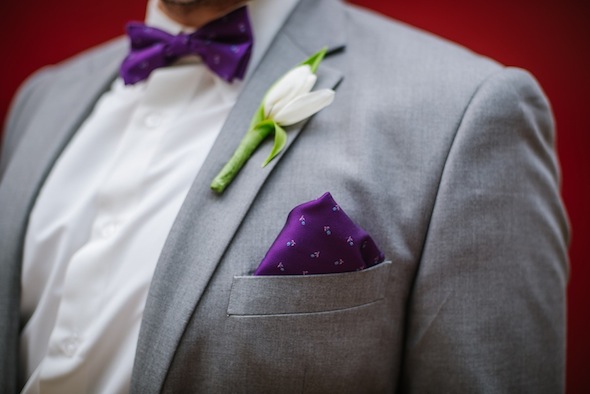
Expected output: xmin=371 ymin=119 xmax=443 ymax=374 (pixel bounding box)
xmin=0 ymin=0 xmax=568 ymax=392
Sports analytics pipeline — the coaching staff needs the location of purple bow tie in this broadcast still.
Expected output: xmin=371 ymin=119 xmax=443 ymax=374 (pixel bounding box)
xmin=120 ymin=6 xmax=253 ymax=85
xmin=255 ymin=193 xmax=385 ymax=276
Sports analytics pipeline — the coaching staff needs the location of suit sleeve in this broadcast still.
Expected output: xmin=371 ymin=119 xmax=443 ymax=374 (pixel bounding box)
xmin=400 ymin=68 xmax=569 ymax=393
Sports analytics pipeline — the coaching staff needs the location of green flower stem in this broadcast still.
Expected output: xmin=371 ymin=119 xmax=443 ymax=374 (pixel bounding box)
xmin=210 ymin=121 xmax=275 ymax=194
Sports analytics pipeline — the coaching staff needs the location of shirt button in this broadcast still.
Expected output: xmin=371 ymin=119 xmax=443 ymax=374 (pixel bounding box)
xmin=60 ymin=337 xmax=80 ymax=357
xmin=144 ymin=113 xmax=163 ymax=128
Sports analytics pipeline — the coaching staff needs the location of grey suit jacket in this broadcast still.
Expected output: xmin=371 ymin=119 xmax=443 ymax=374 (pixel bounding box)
xmin=0 ymin=0 xmax=569 ymax=392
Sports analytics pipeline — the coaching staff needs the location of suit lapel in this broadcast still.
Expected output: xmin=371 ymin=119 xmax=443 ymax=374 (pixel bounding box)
xmin=131 ymin=0 xmax=346 ymax=391
xmin=0 ymin=43 xmax=126 ymax=250
xmin=0 ymin=40 xmax=126 ymax=388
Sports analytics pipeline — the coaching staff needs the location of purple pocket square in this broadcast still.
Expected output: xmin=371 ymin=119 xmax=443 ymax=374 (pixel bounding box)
xmin=255 ymin=192 xmax=385 ymax=276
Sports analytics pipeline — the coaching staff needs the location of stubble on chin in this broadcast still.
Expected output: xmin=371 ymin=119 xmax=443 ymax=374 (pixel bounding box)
xmin=157 ymin=0 xmax=248 ymax=27
xmin=160 ymin=0 xmax=244 ymax=7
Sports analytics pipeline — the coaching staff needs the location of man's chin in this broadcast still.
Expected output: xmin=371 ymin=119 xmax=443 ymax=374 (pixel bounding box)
xmin=160 ymin=0 xmax=243 ymax=6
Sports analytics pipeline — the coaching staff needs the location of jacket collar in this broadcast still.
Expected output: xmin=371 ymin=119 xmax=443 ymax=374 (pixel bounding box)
xmin=131 ymin=0 xmax=346 ymax=390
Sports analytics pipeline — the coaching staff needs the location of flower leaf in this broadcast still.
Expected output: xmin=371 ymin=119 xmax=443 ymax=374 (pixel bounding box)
xmin=249 ymin=105 xmax=265 ymax=130
xmin=262 ymin=122 xmax=287 ymax=167
xmin=301 ymin=47 xmax=327 ymax=74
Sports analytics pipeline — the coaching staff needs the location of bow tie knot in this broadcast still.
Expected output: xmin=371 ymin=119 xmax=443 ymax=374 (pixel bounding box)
xmin=160 ymin=33 xmax=194 ymax=59
xmin=121 ymin=6 xmax=253 ymax=85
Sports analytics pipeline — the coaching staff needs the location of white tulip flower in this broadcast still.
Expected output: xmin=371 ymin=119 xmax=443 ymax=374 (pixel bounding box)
xmin=263 ymin=65 xmax=335 ymax=126
xmin=211 ymin=48 xmax=335 ymax=194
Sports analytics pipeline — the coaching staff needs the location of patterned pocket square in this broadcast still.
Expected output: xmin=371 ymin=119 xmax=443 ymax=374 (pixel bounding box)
xmin=255 ymin=192 xmax=384 ymax=275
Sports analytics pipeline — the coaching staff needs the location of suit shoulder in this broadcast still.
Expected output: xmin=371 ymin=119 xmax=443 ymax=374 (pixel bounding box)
xmin=9 ymin=37 xmax=126 ymax=119
xmin=335 ymin=3 xmax=536 ymax=134
xmin=1 ymin=37 xmax=126 ymax=174
xmin=342 ymin=3 xmax=502 ymax=87
xmin=37 ymin=37 xmax=128 ymax=82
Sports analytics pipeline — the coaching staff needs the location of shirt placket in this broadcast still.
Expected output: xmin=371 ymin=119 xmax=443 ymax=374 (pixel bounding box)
xmin=37 ymin=68 xmax=196 ymax=389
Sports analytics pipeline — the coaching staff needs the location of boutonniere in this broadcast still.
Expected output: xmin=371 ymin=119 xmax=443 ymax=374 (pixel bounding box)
xmin=210 ymin=48 xmax=335 ymax=193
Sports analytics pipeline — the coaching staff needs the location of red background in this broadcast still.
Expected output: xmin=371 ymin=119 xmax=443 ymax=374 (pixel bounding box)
xmin=1 ymin=0 xmax=588 ymax=392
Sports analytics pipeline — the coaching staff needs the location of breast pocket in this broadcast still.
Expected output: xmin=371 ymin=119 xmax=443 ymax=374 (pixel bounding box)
xmin=227 ymin=260 xmax=392 ymax=316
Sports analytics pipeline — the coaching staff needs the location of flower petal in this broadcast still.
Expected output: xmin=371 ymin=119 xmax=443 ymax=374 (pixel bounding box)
xmin=273 ymin=89 xmax=335 ymax=126
xmin=263 ymin=65 xmax=313 ymax=117
xmin=269 ymin=73 xmax=317 ymax=118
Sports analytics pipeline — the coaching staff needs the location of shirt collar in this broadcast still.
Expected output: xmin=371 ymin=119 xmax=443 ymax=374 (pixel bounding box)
xmin=145 ymin=0 xmax=301 ymax=79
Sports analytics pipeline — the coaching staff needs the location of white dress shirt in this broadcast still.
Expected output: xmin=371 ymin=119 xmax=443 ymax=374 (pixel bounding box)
xmin=19 ymin=0 xmax=299 ymax=392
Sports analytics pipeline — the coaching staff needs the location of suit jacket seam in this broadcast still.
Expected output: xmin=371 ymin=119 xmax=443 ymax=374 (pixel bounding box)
xmin=414 ymin=66 xmax=506 ymax=269
xmin=395 ymin=66 xmax=507 ymax=392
